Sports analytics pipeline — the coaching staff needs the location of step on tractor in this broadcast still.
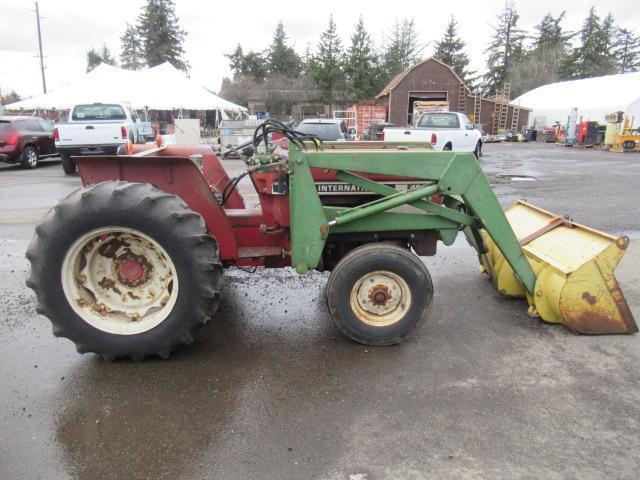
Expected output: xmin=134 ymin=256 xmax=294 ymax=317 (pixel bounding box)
xmin=26 ymin=120 xmax=637 ymax=361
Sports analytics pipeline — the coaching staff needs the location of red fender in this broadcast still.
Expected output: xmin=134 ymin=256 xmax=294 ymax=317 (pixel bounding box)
xmin=75 ymin=154 xmax=239 ymax=260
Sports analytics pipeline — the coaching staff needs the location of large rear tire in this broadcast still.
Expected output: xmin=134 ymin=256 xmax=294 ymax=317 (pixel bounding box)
xmin=326 ymin=244 xmax=433 ymax=345
xmin=26 ymin=181 xmax=223 ymax=361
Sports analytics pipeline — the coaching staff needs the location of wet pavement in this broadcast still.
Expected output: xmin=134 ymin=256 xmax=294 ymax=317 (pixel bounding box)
xmin=1 ymin=144 xmax=639 ymax=479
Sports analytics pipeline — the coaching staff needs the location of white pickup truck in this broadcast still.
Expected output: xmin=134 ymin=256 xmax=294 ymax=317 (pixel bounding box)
xmin=383 ymin=112 xmax=482 ymax=157
xmin=54 ymin=103 xmax=142 ymax=174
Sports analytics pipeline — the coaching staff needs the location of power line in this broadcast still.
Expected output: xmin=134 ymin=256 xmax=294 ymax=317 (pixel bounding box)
xmin=34 ymin=1 xmax=47 ymax=93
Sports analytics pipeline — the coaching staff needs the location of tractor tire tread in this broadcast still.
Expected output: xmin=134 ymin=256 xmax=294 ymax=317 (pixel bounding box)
xmin=25 ymin=180 xmax=223 ymax=361
xmin=326 ymin=243 xmax=433 ymax=345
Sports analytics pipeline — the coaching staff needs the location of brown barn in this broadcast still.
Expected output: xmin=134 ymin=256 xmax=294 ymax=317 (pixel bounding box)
xmin=376 ymin=57 xmax=530 ymax=134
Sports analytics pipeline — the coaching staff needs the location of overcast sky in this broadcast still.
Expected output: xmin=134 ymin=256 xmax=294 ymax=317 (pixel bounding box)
xmin=1 ymin=0 xmax=639 ymax=98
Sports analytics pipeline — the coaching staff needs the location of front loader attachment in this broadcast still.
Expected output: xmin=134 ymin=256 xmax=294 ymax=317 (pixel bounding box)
xmin=481 ymin=201 xmax=637 ymax=334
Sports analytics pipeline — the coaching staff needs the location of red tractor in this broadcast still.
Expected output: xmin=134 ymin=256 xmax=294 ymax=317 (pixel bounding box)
xmin=26 ymin=121 xmax=636 ymax=361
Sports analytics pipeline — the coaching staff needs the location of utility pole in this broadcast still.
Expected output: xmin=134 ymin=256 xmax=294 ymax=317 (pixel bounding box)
xmin=35 ymin=1 xmax=47 ymax=93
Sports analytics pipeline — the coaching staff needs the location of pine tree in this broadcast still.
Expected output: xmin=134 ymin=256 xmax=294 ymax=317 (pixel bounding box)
xmin=301 ymin=43 xmax=313 ymax=74
xmin=381 ymin=18 xmax=422 ymax=79
xmin=267 ymin=21 xmax=302 ymax=77
xmin=120 ymin=23 xmax=145 ymax=70
xmin=86 ymin=44 xmax=116 ymax=72
xmin=137 ymin=0 xmax=189 ymax=72
xmin=559 ymin=8 xmax=618 ymax=79
xmin=225 ymin=44 xmax=246 ymax=79
xmin=482 ymin=1 xmax=526 ymax=96
xmin=532 ymin=12 xmax=571 ymax=53
xmin=243 ymin=51 xmax=268 ymax=82
xmin=224 ymin=45 xmax=268 ymax=82
xmin=86 ymin=48 xmax=102 ymax=73
xmin=508 ymin=11 xmax=571 ymax=97
xmin=617 ymin=28 xmax=640 ymax=73
xmin=309 ymin=15 xmax=344 ymax=104
xmin=344 ymin=16 xmax=382 ymax=100
xmin=600 ymin=13 xmax=620 ymax=73
xmin=433 ymin=16 xmax=474 ymax=84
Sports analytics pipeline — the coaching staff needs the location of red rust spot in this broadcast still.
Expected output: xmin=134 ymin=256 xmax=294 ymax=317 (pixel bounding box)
xmin=98 ymin=238 xmax=130 ymax=259
xmin=616 ymin=237 xmax=629 ymax=250
xmin=369 ymin=284 xmax=392 ymax=306
xmin=98 ymin=277 xmax=122 ymax=295
xmin=581 ymin=292 xmax=597 ymax=305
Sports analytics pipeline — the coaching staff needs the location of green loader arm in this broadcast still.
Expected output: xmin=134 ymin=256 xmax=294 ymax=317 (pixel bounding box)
xmin=287 ymin=146 xmax=537 ymax=295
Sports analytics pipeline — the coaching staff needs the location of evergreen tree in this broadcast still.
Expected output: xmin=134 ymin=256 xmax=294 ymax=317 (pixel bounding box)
xmin=482 ymin=1 xmax=526 ymax=96
xmin=433 ymin=16 xmax=474 ymax=84
xmin=508 ymin=11 xmax=571 ymax=97
xmin=86 ymin=48 xmax=102 ymax=73
xmin=309 ymin=15 xmax=344 ymax=103
xmin=617 ymin=28 xmax=640 ymax=73
xmin=381 ymin=18 xmax=422 ymax=79
xmin=532 ymin=12 xmax=571 ymax=53
xmin=137 ymin=0 xmax=189 ymax=72
xmin=86 ymin=44 xmax=116 ymax=72
xmin=225 ymin=44 xmax=246 ymax=79
xmin=267 ymin=21 xmax=302 ymax=77
xmin=120 ymin=23 xmax=145 ymax=70
xmin=344 ymin=16 xmax=382 ymax=100
xmin=301 ymin=43 xmax=313 ymax=74
xmin=600 ymin=13 xmax=620 ymax=72
xmin=243 ymin=51 xmax=268 ymax=82
xmin=559 ymin=8 xmax=618 ymax=79
xmin=224 ymin=45 xmax=268 ymax=82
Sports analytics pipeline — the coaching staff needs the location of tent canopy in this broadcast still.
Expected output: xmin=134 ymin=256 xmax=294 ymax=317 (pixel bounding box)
xmin=7 ymin=63 xmax=246 ymax=113
xmin=512 ymin=71 xmax=640 ymax=126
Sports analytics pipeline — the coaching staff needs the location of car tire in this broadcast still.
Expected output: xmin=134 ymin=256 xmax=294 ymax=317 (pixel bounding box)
xmin=474 ymin=141 xmax=482 ymax=159
xmin=61 ymin=155 xmax=76 ymax=174
xmin=21 ymin=145 xmax=39 ymax=169
xmin=326 ymin=243 xmax=433 ymax=345
xmin=26 ymin=181 xmax=223 ymax=361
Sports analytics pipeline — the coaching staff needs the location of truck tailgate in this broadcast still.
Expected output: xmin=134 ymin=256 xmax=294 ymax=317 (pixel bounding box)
xmin=56 ymin=123 xmax=125 ymax=147
xmin=383 ymin=128 xmax=433 ymax=142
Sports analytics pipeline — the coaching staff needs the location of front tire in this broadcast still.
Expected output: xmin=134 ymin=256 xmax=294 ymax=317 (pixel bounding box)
xmin=326 ymin=244 xmax=433 ymax=345
xmin=26 ymin=181 xmax=223 ymax=361
xmin=61 ymin=155 xmax=76 ymax=174
xmin=21 ymin=145 xmax=39 ymax=169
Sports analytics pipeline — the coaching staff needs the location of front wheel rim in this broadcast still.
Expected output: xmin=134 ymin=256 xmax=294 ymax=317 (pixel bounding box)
xmin=349 ymin=270 xmax=412 ymax=327
xmin=61 ymin=227 xmax=179 ymax=335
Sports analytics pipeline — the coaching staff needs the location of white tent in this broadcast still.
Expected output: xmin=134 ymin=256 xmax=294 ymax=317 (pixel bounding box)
xmin=512 ymin=71 xmax=640 ymax=127
xmin=7 ymin=63 xmax=246 ymax=113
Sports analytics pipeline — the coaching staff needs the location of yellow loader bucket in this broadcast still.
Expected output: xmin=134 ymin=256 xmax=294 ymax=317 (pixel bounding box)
xmin=480 ymin=201 xmax=637 ymax=334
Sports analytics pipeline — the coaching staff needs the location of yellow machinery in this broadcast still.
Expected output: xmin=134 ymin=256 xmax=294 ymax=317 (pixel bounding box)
xmin=481 ymin=202 xmax=636 ymax=334
xmin=611 ymin=116 xmax=640 ymax=153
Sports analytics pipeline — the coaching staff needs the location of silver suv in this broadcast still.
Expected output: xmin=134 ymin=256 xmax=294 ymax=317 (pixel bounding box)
xmin=296 ymin=118 xmax=354 ymax=141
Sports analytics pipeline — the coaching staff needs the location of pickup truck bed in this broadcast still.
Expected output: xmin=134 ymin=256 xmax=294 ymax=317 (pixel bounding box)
xmin=383 ymin=111 xmax=481 ymax=155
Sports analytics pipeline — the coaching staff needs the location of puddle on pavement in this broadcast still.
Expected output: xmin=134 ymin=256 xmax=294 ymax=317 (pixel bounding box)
xmin=494 ymin=174 xmax=537 ymax=183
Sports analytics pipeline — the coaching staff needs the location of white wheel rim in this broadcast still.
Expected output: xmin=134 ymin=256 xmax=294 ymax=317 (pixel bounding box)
xmin=61 ymin=227 xmax=179 ymax=335
xmin=349 ymin=270 xmax=412 ymax=327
